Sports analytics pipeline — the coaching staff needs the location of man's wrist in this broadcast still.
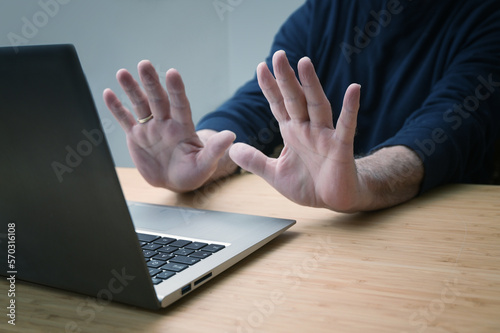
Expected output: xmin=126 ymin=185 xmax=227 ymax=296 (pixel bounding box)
xmin=354 ymin=146 xmax=424 ymax=211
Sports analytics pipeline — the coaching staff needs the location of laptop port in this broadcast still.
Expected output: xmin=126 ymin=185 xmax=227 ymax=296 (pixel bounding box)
xmin=181 ymin=284 xmax=192 ymax=295
xmin=194 ymin=272 xmax=213 ymax=286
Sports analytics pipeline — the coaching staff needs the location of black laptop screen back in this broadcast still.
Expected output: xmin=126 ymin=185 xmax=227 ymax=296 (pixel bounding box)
xmin=0 ymin=45 xmax=160 ymax=309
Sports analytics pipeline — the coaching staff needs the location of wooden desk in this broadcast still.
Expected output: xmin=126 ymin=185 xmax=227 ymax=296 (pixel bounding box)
xmin=2 ymin=168 xmax=500 ymax=333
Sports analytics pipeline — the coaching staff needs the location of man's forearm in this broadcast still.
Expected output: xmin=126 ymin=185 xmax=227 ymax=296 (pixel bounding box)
xmin=356 ymin=145 xmax=424 ymax=211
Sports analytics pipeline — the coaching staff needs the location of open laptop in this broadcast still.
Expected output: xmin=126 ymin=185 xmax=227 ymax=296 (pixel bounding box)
xmin=0 ymin=44 xmax=295 ymax=310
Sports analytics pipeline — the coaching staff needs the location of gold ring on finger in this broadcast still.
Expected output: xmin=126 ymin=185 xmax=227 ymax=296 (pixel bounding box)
xmin=137 ymin=114 xmax=154 ymax=124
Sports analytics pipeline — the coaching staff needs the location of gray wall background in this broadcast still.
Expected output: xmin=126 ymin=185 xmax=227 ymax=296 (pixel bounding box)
xmin=0 ymin=0 xmax=304 ymax=167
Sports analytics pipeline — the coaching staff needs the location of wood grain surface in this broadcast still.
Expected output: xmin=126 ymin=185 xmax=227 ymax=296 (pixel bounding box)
xmin=1 ymin=168 xmax=499 ymax=333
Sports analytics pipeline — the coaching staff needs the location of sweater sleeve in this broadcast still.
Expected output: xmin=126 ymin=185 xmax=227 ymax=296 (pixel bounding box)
xmin=371 ymin=1 xmax=500 ymax=193
xmin=196 ymin=0 xmax=314 ymax=155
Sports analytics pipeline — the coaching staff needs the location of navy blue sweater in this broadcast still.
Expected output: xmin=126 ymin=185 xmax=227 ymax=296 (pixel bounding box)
xmin=197 ymin=0 xmax=500 ymax=193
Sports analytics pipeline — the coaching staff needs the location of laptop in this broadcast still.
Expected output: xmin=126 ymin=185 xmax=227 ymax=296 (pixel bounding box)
xmin=0 ymin=44 xmax=295 ymax=310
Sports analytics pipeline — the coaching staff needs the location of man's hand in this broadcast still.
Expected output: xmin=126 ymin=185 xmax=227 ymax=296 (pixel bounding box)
xmin=229 ymin=50 xmax=365 ymax=212
xmin=229 ymin=50 xmax=423 ymax=212
xmin=103 ymin=60 xmax=236 ymax=192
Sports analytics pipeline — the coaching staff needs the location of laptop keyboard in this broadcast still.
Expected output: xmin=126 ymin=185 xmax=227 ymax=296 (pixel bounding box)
xmin=137 ymin=232 xmax=225 ymax=285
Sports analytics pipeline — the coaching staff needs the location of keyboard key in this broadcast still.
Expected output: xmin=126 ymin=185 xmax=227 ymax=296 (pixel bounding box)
xmin=153 ymin=253 xmax=174 ymax=261
xmin=161 ymin=262 xmax=188 ymax=272
xmin=147 ymin=260 xmax=165 ymax=268
xmin=173 ymin=248 xmax=194 ymax=256
xmin=158 ymin=246 xmax=178 ymax=253
xmin=168 ymin=239 xmax=192 ymax=248
xmin=142 ymin=243 xmax=162 ymax=251
xmin=154 ymin=237 xmax=176 ymax=245
xmin=152 ymin=278 xmax=164 ymax=285
xmin=148 ymin=268 xmax=161 ymax=276
xmin=185 ymin=242 xmax=208 ymax=250
xmin=143 ymin=250 xmax=157 ymax=258
xmin=170 ymin=256 xmax=200 ymax=265
xmin=189 ymin=251 xmax=212 ymax=259
xmin=203 ymin=244 xmax=225 ymax=252
xmin=137 ymin=233 xmax=160 ymax=243
xmin=157 ymin=271 xmax=176 ymax=280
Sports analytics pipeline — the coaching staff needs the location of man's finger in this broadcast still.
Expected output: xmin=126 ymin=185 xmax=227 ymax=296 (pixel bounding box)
xmin=335 ymin=84 xmax=361 ymax=148
xmin=103 ymin=88 xmax=136 ymax=133
xmin=257 ymin=61 xmax=289 ymax=123
xmin=198 ymin=130 xmax=235 ymax=163
xmin=272 ymin=50 xmax=308 ymax=122
xmin=297 ymin=56 xmax=333 ymax=128
xmin=116 ymin=68 xmax=152 ymax=120
xmin=165 ymin=68 xmax=193 ymax=127
xmin=138 ymin=60 xmax=171 ymax=121
xmin=229 ymin=143 xmax=276 ymax=183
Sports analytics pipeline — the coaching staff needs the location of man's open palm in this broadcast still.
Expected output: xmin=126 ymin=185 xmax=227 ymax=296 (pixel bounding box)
xmin=229 ymin=51 xmax=364 ymax=212
xmin=104 ymin=61 xmax=235 ymax=192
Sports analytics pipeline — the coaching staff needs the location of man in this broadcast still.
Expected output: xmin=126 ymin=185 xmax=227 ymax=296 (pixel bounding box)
xmin=104 ymin=0 xmax=500 ymax=213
